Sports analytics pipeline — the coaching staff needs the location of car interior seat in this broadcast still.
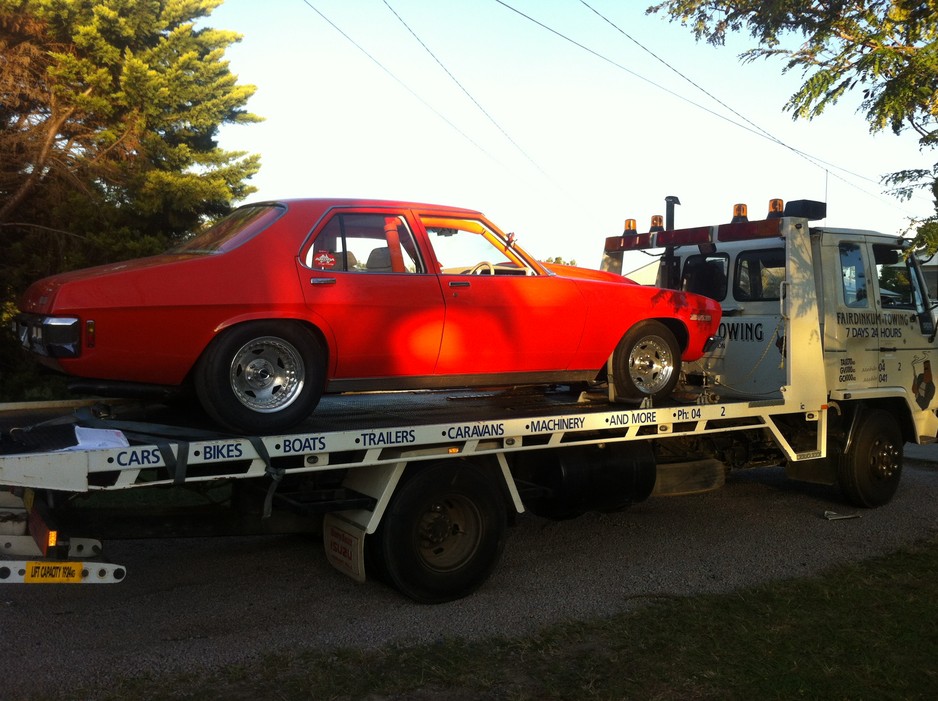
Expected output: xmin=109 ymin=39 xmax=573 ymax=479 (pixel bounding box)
xmin=366 ymin=247 xmax=392 ymax=272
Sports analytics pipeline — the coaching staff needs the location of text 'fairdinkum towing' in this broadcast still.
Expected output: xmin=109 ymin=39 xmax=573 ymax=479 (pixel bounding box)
xmin=3 ymin=197 xmax=937 ymax=603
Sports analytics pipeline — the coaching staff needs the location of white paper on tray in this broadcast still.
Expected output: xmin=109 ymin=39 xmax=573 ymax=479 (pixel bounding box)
xmin=60 ymin=426 xmax=131 ymax=450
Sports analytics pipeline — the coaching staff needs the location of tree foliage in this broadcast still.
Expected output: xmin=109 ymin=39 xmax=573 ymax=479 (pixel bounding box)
xmin=0 ymin=0 xmax=261 ymax=287
xmin=647 ymin=0 xmax=938 ymax=248
xmin=0 ymin=0 xmax=261 ymax=399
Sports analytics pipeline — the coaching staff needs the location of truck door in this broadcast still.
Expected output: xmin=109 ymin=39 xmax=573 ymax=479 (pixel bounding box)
xmin=871 ymin=242 xmax=937 ymax=408
xmin=823 ymin=238 xmax=882 ymax=392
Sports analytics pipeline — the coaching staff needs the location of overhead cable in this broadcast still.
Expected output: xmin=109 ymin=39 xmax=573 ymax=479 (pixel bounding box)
xmin=576 ymin=0 xmax=919 ymax=209
xmin=382 ymin=0 xmax=550 ymax=178
xmin=495 ymin=0 xmax=921 ymax=216
xmin=299 ymin=0 xmax=498 ymax=163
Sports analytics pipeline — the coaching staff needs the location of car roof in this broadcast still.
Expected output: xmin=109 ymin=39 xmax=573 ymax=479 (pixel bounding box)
xmin=249 ymin=198 xmax=486 ymax=219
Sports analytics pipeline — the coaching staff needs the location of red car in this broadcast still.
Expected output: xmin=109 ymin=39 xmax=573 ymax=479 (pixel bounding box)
xmin=15 ymin=199 xmax=721 ymax=433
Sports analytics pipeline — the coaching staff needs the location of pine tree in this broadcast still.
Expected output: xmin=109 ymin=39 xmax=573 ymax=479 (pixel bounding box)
xmin=0 ymin=0 xmax=261 ymax=285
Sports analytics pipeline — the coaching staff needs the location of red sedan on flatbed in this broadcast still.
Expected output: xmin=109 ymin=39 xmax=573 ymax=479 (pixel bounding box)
xmin=15 ymin=199 xmax=721 ymax=432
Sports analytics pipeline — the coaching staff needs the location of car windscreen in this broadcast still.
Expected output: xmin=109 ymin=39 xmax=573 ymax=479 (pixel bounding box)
xmin=170 ymin=204 xmax=285 ymax=254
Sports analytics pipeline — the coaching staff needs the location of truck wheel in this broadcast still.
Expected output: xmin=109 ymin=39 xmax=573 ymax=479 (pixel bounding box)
xmin=838 ymin=409 xmax=903 ymax=507
xmin=370 ymin=461 xmax=507 ymax=603
xmin=194 ymin=321 xmax=324 ymax=433
xmin=613 ymin=321 xmax=681 ymax=401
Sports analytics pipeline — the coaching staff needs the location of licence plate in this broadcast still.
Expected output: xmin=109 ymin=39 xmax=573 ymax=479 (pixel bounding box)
xmin=24 ymin=561 xmax=83 ymax=583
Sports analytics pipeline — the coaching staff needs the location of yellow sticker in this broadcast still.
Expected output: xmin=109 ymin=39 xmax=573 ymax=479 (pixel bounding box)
xmin=24 ymin=561 xmax=83 ymax=583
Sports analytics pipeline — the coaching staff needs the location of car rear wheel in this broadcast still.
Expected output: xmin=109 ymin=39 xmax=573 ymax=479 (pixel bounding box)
xmin=195 ymin=321 xmax=324 ymax=433
xmin=612 ymin=320 xmax=681 ymax=401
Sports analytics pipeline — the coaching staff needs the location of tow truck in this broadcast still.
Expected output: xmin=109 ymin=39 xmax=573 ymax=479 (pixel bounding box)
xmin=2 ymin=198 xmax=934 ymax=603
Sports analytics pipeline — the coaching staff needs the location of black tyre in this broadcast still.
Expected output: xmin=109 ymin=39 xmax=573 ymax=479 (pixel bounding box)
xmin=838 ymin=409 xmax=903 ymax=507
xmin=369 ymin=461 xmax=507 ymax=603
xmin=612 ymin=320 xmax=681 ymax=401
xmin=194 ymin=321 xmax=324 ymax=433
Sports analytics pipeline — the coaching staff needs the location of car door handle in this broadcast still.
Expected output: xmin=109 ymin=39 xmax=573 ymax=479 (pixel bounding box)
xmin=448 ymin=281 xmax=470 ymax=288
xmin=309 ymin=278 xmax=336 ymax=286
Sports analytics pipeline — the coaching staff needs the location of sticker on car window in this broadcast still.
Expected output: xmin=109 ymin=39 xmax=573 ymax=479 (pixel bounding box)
xmin=313 ymin=251 xmax=336 ymax=269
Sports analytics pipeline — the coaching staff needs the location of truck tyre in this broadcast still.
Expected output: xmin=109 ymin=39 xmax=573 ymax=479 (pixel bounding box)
xmin=194 ymin=321 xmax=324 ymax=433
xmin=613 ymin=320 xmax=681 ymax=401
xmin=370 ymin=461 xmax=507 ymax=603
xmin=838 ymin=409 xmax=903 ymax=508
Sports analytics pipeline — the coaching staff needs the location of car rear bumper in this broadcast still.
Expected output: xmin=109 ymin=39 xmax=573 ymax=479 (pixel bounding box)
xmin=13 ymin=314 xmax=81 ymax=359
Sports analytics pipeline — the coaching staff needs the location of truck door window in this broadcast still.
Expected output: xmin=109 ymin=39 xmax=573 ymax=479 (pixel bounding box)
xmin=680 ymin=254 xmax=728 ymax=301
xmin=733 ymin=249 xmax=784 ymax=301
xmin=874 ymin=245 xmax=915 ymax=309
xmin=871 ymin=243 xmax=936 ymax=336
xmin=839 ymin=243 xmax=868 ymax=307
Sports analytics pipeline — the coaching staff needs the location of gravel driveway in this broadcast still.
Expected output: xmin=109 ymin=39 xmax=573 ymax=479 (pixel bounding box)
xmin=4 ymin=447 xmax=938 ymax=699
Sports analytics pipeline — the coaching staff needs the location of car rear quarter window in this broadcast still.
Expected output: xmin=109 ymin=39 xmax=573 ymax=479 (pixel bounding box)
xmin=171 ymin=205 xmax=285 ymax=254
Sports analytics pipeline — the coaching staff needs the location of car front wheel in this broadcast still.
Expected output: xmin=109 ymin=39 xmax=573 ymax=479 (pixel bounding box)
xmin=195 ymin=321 xmax=324 ymax=433
xmin=612 ymin=320 xmax=681 ymax=401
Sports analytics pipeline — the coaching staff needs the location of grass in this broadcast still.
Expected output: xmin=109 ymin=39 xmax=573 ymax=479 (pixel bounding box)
xmin=46 ymin=535 xmax=938 ymax=701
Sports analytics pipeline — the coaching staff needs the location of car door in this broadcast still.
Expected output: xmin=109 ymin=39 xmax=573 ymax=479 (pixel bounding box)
xmin=298 ymin=210 xmax=445 ymax=379
xmin=417 ymin=214 xmax=587 ymax=375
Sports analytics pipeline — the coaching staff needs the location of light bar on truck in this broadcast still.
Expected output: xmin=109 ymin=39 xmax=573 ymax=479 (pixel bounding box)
xmin=731 ymin=203 xmax=748 ymax=223
xmin=717 ymin=217 xmax=784 ymax=241
xmin=656 ymin=225 xmax=712 ymax=248
xmin=603 ymin=198 xmax=794 ymax=254
xmin=605 ymin=233 xmax=651 ymax=251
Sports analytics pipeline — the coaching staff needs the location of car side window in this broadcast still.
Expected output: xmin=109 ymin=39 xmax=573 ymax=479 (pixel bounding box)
xmin=733 ymin=249 xmax=785 ymax=301
xmin=839 ymin=243 xmax=868 ymax=307
xmin=419 ymin=216 xmax=534 ymax=275
xmin=306 ymin=213 xmax=424 ymax=273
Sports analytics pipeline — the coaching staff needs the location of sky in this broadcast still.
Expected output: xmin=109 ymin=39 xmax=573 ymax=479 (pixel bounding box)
xmin=204 ymin=0 xmax=935 ymax=273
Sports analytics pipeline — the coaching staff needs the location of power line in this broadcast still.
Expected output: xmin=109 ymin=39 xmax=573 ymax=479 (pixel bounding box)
xmin=575 ymin=0 xmax=905 ymax=205
xmin=298 ymin=0 xmax=498 ymax=164
xmin=494 ymin=0 xmax=922 ymax=217
xmin=382 ymin=0 xmax=549 ymax=178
